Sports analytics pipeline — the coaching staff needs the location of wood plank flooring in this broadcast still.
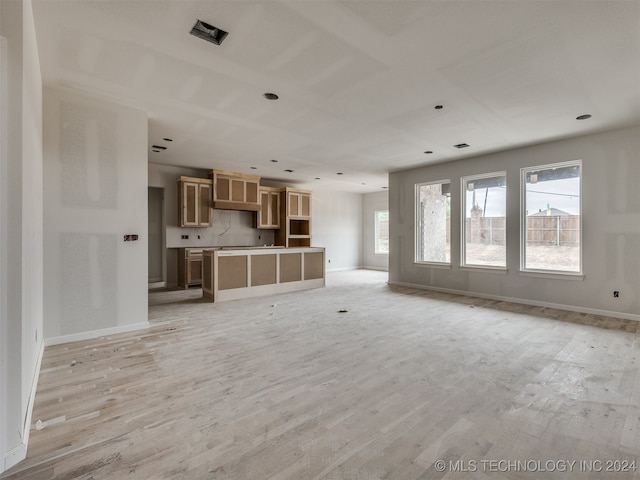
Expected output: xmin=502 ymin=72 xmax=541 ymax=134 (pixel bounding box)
xmin=3 ymin=270 xmax=640 ymax=479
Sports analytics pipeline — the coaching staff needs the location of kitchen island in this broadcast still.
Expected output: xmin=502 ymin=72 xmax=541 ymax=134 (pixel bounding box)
xmin=202 ymin=246 xmax=325 ymax=302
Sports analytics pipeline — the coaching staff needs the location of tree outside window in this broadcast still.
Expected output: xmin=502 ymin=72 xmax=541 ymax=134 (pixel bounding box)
xmin=416 ymin=181 xmax=450 ymax=264
xmin=461 ymin=172 xmax=507 ymax=268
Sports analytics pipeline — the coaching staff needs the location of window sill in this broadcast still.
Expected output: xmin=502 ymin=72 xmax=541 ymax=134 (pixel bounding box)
xmin=414 ymin=262 xmax=451 ymax=270
xmin=519 ymin=270 xmax=584 ymax=281
xmin=459 ymin=265 xmax=508 ymax=274
xmin=374 ymin=252 xmax=389 ymax=256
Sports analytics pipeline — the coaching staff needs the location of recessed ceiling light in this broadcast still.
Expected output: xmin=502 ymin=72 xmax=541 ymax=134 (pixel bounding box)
xmin=336 ymin=172 xmax=343 ymax=175
xmin=576 ymin=114 xmax=592 ymax=120
xmin=434 ymin=105 xmax=443 ymax=110
xmin=284 ymin=169 xmax=294 ymax=173
xmin=454 ymin=143 xmax=469 ymax=149
xmin=190 ymin=19 xmax=228 ymax=46
xmin=162 ymin=137 xmax=173 ymax=142
xmin=424 ymin=150 xmax=433 ymax=154
xmin=151 ymin=145 xmax=167 ymax=150
xmin=270 ymin=159 xmax=278 ymax=163
xmin=263 ymin=93 xmax=279 ymax=100
xmin=250 ymin=167 xmax=257 ymax=170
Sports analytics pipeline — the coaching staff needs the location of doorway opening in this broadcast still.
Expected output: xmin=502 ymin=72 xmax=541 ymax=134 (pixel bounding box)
xmin=148 ymin=187 xmax=165 ymax=287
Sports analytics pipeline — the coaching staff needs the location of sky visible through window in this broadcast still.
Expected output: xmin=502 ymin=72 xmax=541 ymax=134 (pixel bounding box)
xmin=475 ymin=178 xmax=579 ymax=217
xmin=466 ymin=186 xmax=506 ymax=217
xmin=526 ymin=178 xmax=580 ymax=215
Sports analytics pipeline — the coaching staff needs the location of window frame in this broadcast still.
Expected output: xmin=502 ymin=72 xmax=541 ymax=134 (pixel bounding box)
xmin=520 ymin=160 xmax=583 ymax=276
xmin=415 ymin=179 xmax=451 ymax=266
xmin=460 ymin=171 xmax=507 ymax=270
xmin=374 ymin=210 xmax=389 ymax=255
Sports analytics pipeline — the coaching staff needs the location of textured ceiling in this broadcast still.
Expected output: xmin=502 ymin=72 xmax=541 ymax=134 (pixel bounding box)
xmin=32 ymin=0 xmax=640 ymax=192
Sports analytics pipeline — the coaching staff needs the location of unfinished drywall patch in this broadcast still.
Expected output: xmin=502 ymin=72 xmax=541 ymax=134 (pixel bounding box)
xmin=60 ymin=233 xmax=117 ymax=335
xmin=60 ymin=102 xmax=117 ymax=208
xmin=312 ymin=189 xmax=362 ymax=270
xmin=44 ymin=87 xmax=148 ymax=340
xmin=606 ymin=144 xmax=640 ymax=214
xmin=601 ymin=233 xmax=640 ymax=311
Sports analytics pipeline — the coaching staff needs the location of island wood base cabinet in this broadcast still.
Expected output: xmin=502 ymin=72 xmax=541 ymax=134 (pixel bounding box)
xmin=202 ymin=247 xmax=325 ymax=302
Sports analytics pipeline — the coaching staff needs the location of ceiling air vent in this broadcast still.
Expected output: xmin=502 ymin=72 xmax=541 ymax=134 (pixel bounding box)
xmin=454 ymin=143 xmax=469 ymax=149
xmin=190 ymin=20 xmax=228 ymax=45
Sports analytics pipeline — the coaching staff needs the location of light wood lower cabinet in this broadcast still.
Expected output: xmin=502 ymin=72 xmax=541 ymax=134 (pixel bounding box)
xmin=202 ymin=247 xmax=325 ymax=302
xmin=177 ymin=248 xmax=204 ymax=289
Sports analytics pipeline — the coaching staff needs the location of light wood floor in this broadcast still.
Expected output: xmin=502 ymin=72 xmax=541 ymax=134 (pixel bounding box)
xmin=3 ymin=270 xmax=640 ymax=479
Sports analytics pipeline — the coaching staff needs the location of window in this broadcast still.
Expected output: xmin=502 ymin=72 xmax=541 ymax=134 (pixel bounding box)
xmin=521 ymin=161 xmax=581 ymax=273
xmin=374 ymin=210 xmax=389 ymax=254
xmin=416 ymin=181 xmax=450 ymax=264
xmin=461 ymin=172 xmax=506 ymax=268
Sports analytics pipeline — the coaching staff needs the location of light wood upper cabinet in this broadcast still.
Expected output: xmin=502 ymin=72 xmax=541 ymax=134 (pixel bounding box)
xmin=255 ymin=186 xmax=282 ymax=229
xmin=209 ymin=169 xmax=260 ymax=212
xmin=199 ymin=183 xmax=212 ymax=225
xmin=178 ymin=176 xmax=213 ymax=227
xmin=287 ymin=190 xmax=311 ymax=218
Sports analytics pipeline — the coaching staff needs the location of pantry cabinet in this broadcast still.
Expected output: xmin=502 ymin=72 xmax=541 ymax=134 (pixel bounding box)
xmin=275 ymin=188 xmax=312 ymax=247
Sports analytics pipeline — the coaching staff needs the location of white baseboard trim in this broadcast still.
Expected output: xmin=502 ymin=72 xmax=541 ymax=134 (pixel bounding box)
xmin=3 ymin=442 xmax=27 ymax=472
xmin=148 ymin=281 xmax=166 ymax=289
xmin=363 ymin=266 xmax=389 ymax=272
xmin=3 ymin=339 xmax=45 ymax=473
xmin=22 ymin=339 xmax=44 ymax=447
xmin=387 ymin=281 xmax=640 ymax=322
xmin=326 ymin=266 xmax=360 ymax=273
xmin=44 ymin=322 xmax=151 ymax=347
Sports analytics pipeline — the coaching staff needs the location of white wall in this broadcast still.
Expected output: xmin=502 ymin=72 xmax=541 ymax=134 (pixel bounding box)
xmin=389 ymin=126 xmax=640 ymax=320
xmin=312 ymin=189 xmax=363 ymax=271
xmin=43 ymin=87 xmax=149 ymax=341
xmin=362 ymin=191 xmax=389 ymax=271
xmin=0 ymin=0 xmax=43 ymax=472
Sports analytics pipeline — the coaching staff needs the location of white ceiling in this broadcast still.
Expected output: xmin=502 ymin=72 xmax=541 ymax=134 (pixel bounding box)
xmin=32 ymin=0 xmax=640 ymax=192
